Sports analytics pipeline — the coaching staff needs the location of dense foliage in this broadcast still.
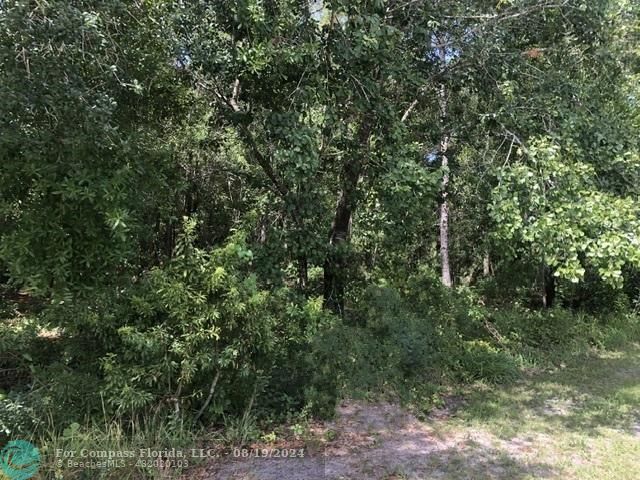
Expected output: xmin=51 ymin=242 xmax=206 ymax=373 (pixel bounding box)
xmin=1 ymin=1 xmax=639 ymax=469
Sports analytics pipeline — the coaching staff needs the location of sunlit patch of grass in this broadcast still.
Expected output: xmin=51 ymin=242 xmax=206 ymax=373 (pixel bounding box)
xmin=440 ymin=343 xmax=640 ymax=479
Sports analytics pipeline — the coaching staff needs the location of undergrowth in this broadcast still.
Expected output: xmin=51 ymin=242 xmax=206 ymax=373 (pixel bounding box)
xmin=2 ymin=273 xmax=640 ymax=479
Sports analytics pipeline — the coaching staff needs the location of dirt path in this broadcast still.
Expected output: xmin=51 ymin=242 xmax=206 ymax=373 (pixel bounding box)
xmin=195 ymin=345 xmax=640 ymax=480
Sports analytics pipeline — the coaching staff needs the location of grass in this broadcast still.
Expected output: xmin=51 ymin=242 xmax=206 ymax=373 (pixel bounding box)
xmin=199 ymin=340 xmax=640 ymax=480
xmin=428 ymin=342 xmax=640 ymax=479
xmin=3 ymin=302 xmax=640 ymax=479
xmin=31 ymin=415 xmax=201 ymax=480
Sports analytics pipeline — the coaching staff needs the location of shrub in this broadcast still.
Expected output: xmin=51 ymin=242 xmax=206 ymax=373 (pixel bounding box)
xmin=2 ymin=219 xmax=332 ymax=431
xmin=401 ymin=268 xmax=488 ymax=339
xmin=0 ymin=392 xmax=37 ymax=442
xmin=98 ymin=220 xmax=327 ymax=424
xmin=308 ymin=285 xmax=453 ymax=410
xmin=491 ymin=308 xmax=579 ymax=349
xmin=456 ymin=340 xmax=520 ymax=383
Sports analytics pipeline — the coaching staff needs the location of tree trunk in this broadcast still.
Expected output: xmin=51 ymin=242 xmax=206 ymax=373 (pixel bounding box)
xmin=323 ymin=172 xmax=357 ymax=314
xmin=437 ymin=42 xmax=453 ymax=288
xmin=323 ymin=125 xmax=368 ymax=314
xmin=297 ymin=255 xmax=308 ymax=290
xmin=542 ymin=264 xmax=556 ymax=308
xmin=483 ymin=252 xmax=492 ymax=277
xmin=439 ymin=190 xmax=452 ymax=287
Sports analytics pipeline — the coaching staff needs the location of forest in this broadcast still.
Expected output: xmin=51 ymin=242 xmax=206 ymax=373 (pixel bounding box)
xmin=1 ymin=1 xmax=640 ymax=479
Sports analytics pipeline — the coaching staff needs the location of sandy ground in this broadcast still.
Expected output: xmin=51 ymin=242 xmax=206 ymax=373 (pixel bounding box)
xmin=193 ymin=399 xmax=556 ymax=480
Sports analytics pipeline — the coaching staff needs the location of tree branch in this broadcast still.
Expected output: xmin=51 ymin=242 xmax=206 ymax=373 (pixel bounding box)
xmin=194 ymin=369 xmax=221 ymax=424
xmin=200 ymin=78 xmax=290 ymax=200
xmin=401 ymin=99 xmax=418 ymax=122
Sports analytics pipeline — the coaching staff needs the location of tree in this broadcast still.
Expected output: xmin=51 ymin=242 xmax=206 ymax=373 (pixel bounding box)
xmin=182 ymin=0 xmax=431 ymax=314
xmin=488 ymin=0 xmax=640 ymax=299
xmin=0 ymin=0 xmax=182 ymax=298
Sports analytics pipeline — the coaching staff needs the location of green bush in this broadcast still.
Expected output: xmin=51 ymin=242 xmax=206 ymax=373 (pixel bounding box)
xmin=97 ymin=221 xmax=327 ymax=424
xmin=488 ymin=307 xmax=640 ymax=361
xmin=1 ymin=220 xmax=333 ymax=432
xmin=0 ymin=392 xmax=37 ymax=442
xmin=491 ymin=308 xmax=580 ymax=349
xmin=401 ymin=268 xmax=488 ymax=339
xmin=308 ymin=285 xmax=456 ymax=411
xmin=308 ymin=283 xmax=530 ymax=413
xmin=6 ymin=248 xmax=640 ymax=445
xmin=456 ymin=340 xmax=520 ymax=383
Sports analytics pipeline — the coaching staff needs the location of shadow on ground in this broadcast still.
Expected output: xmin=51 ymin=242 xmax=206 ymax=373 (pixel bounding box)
xmin=456 ymin=344 xmax=640 ymax=439
xmin=198 ymin=401 xmax=556 ymax=480
xmin=194 ymin=344 xmax=640 ymax=480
